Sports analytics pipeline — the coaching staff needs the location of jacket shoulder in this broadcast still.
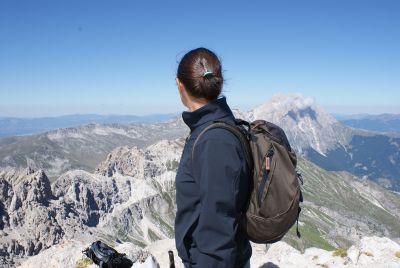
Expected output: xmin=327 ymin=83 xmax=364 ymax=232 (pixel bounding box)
xmin=196 ymin=126 xmax=241 ymax=147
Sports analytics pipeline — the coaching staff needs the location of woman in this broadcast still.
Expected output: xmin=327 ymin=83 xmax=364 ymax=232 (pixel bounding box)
xmin=174 ymin=47 xmax=252 ymax=268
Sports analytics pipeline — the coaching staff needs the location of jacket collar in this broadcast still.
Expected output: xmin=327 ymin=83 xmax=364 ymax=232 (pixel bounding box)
xmin=182 ymin=97 xmax=233 ymax=132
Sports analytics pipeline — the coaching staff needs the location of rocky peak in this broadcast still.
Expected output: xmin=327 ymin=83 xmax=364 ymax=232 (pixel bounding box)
xmin=287 ymin=106 xmax=317 ymax=121
xmin=250 ymin=93 xmax=333 ymax=120
xmin=0 ymin=168 xmax=63 ymax=266
xmin=95 ymin=139 xmax=184 ymax=178
xmin=21 ymin=170 xmax=53 ymax=205
xmin=52 ymin=170 xmax=133 ymax=228
xmin=96 ymin=146 xmax=146 ymax=177
xmin=248 ymin=93 xmax=350 ymax=154
xmin=0 ymin=168 xmax=53 ymax=212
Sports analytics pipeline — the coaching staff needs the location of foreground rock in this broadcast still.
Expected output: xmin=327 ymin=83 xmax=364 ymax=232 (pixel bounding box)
xmin=19 ymin=236 xmax=400 ymax=268
xmin=252 ymin=236 xmax=400 ymax=267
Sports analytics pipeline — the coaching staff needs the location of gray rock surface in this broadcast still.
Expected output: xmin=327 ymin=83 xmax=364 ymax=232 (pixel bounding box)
xmin=0 ymin=168 xmax=63 ymax=267
xmin=1 ymin=136 xmax=399 ymax=267
xmin=0 ymin=139 xmax=182 ymax=267
xmin=18 ymin=236 xmax=400 ymax=268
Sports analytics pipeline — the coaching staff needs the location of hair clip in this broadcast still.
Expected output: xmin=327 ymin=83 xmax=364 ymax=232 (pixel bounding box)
xmin=203 ymin=70 xmax=213 ymax=77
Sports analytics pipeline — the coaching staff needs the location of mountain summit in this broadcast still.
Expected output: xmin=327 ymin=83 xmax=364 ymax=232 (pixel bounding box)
xmin=244 ymin=93 xmax=400 ymax=191
xmin=248 ymin=93 xmax=350 ymax=155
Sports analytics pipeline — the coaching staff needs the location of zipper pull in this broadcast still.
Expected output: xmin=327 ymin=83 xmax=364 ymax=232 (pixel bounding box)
xmin=265 ymin=157 xmax=270 ymax=171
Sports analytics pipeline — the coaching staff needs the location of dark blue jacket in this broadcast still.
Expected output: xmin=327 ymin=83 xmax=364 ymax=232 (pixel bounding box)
xmin=175 ymin=97 xmax=252 ymax=268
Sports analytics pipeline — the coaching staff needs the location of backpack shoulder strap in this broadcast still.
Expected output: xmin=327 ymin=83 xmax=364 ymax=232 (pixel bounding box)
xmin=191 ymin=120 xmax=253 ymax=169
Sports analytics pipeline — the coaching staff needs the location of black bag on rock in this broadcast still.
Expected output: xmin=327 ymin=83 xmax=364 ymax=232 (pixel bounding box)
xmin=83 ymin=241 xmax=133 ymax=268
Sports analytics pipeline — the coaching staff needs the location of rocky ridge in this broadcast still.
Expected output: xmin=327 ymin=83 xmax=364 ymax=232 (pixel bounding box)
xmin=0 ymin=139 xmax=183 ymax=267
xmin=19 ymin=236 xmax=400 ymax=268
xmin=0 ymin=121 xmax=187 ymax=180
xmin=1 ymin=136 xmax=400 ymax=267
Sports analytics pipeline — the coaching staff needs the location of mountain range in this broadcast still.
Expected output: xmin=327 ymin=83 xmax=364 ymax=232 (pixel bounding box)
xmin=0 ymin=114 xmax=176 ymax=138
xmin=337 ymin=113 xmax=400 ymax=133
xmin=0 ymin=120 xmax=187 ymax=180
xmin=1 ymin=93 xmax=399 ymax=192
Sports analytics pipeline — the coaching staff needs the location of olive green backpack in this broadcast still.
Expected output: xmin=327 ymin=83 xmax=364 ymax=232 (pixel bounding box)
xmin=193 ymin=119 xmax=303 ymax=243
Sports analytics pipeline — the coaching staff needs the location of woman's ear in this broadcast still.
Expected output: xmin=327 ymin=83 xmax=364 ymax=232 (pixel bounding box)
xmin=176 ymin=78 xmax=185 ymax=95
xmin=176 ymin=78 xmax=187 ymax=107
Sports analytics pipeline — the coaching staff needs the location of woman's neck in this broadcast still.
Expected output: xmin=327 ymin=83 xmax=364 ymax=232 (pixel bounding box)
xmin=181 ymin=88 xmax=208 ymax=112
xmin=186 ymin=97 xmax=208 ymax=111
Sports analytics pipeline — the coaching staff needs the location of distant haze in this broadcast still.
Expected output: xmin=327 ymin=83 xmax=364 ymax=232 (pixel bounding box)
xmin=2 ymin=109 xmax=400 ymax=138
xmin=0 ymin=114 xmax=176 ymax=137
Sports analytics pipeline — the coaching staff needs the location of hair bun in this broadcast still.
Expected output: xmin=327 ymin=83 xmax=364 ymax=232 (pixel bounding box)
xmin=177 ymin=47 xmax=223 ymax=101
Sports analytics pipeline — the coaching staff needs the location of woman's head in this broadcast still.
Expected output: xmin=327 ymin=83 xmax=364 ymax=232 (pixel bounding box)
xmin=176 ymin=47 xmax=224 ymax=102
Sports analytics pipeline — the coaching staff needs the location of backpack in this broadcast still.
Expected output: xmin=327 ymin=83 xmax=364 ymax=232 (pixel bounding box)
xmin=193 ymin=119 xmax=303 ymax=244
xmin=83 ymin=241 xmax=133 ymax=268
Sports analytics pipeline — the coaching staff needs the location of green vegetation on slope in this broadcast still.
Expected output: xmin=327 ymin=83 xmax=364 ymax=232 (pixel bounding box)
xmin=281 ymin=157 xmax=400 ymax=251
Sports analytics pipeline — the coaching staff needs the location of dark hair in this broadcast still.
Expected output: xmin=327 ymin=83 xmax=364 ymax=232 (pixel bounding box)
xmin=177 ymin=47 xmax=223 ymax=101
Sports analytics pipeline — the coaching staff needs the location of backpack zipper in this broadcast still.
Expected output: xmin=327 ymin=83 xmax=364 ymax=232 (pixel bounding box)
xmin=257 ymin=145 xmax=274 ymax=207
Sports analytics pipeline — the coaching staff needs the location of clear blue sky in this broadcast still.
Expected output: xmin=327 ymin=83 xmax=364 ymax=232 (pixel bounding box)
xmin=0 ymin=0 xmax=399 ymax=117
